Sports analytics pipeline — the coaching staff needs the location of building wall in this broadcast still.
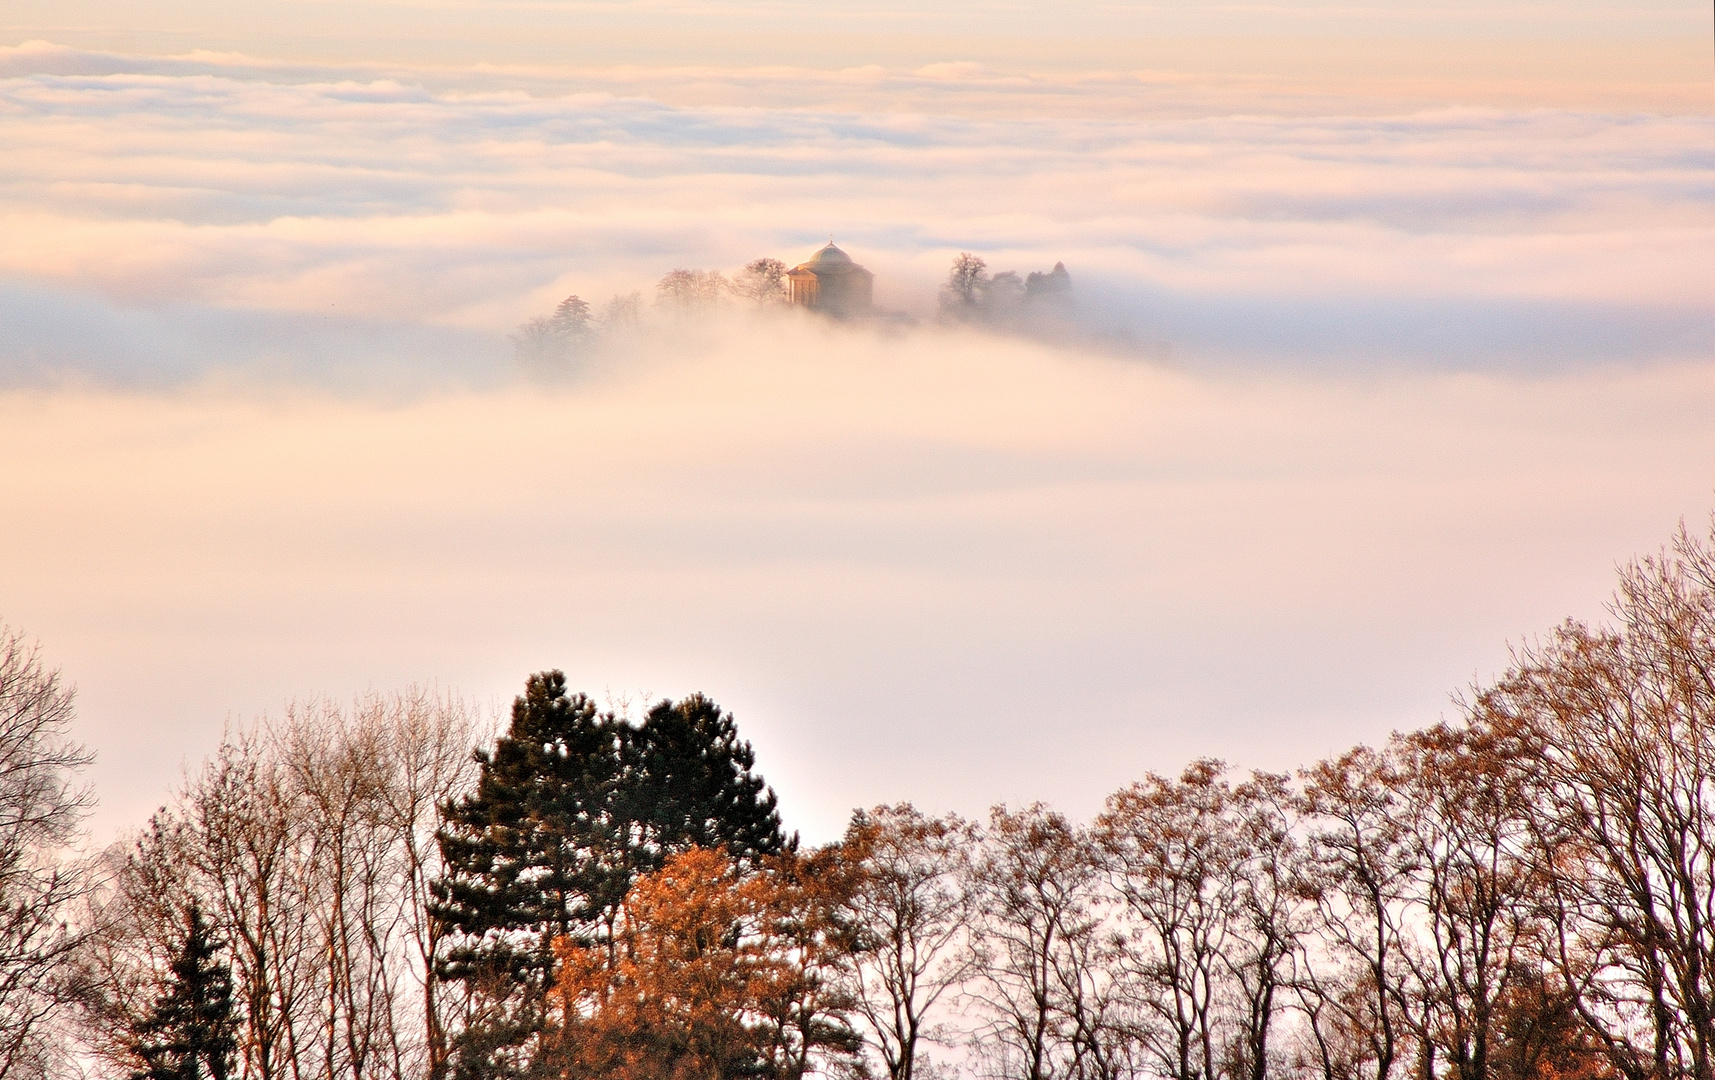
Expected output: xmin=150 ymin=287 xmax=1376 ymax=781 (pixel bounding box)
xmin=788 ymin=266 xmax=872 ymax=316
xmin=787 ymin=270 xmax=819 ymax=307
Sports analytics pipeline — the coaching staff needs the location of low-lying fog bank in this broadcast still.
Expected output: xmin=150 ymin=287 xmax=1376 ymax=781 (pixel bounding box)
xmin=2 ymin=319 xmax=1711 ymax=843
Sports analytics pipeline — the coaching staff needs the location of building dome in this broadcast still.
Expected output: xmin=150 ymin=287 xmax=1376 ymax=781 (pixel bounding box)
xmin=786 ymin=241 xmax=874 ymax=316
xmin=805 ymin=242 xmax=854 ymax=267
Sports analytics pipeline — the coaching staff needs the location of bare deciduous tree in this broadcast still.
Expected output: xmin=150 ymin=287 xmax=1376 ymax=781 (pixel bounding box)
xmin=1225 ymin=772 xmax=1302 ymax=1080
xmin=1387 ymin=723 xmax=1544 ymax=1080
xmin=967 ymin=804 xmax=1133 ymax=1080
xmin=842 ymin=804 xmax=978 ymax=1080
xmin=600 ymin=292 xmax=642 ymax=330
xmin=1096 ymin=761 xmax=1301 ymax=1080
xmin=1295 ymin=747 xmax=1416 ymax=1080
xmin=0 ymin=626 xmax=92 ymax=1080
xmin=737 ymin=259 xmax=789 ymax=304
xmin=1479 ymin=520 xmax=1715 ymax=1080
xmin=77 ymin=689 xmax=482 ymax=1080
xmin=940 ymin=253 xmax=989 ymax=314
xmin=657 ymin=269 xmax=730 ymax=309
xmin=1099 ymin=762 xmax=1234 ymax=1080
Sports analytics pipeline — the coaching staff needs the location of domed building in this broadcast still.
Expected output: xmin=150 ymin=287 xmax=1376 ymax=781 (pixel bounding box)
xmin=786 ymin=242 xmax=873 ymax=317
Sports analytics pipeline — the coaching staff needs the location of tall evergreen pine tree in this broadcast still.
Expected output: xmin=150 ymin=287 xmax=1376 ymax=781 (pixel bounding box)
xmin=433 ymin=672 xmax=624 ymax=989
xmin=628 ymin=692 xmax=787 ymax=863
xmin=128 ymin=905 xmax=237 ymax=1080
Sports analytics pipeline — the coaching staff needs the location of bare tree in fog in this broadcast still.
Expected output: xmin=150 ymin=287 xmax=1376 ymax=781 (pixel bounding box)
xmin=188 ymin=729 xmax=329 ymax=1080
xmin=940 ymin=254 xmax=990 ymax=315
xmin=379 ymin=695 xmax=486 ymax=1077
xmin=657 ymin=269 xmax=730 ymax=309
xmin=842 ymin=805 xmax=980 ymax=1080
xmin=0 ymin=626 xmax=92 ymax=1080
xmin=987 ymin=273 xmax=1025 ymax=311
xmin=1224 ymin=773 xmax=1302 ymax=1080
xmin=1386 ymin=723 xmax=1545 ymax=1080
xmin=599 ymin=292 xmax=642 ymax=330
xmin=1098 ymin=763 xmax=1236 ymax=1080
xmin=279 ymin=702 xmax=423 ymax=1080
xmin=736 ymin=259 xmax=789 ymax=304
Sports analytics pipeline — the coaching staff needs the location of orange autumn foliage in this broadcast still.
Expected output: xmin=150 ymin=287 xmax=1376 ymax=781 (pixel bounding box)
xmin=548 ymin=846 xmax=862 ymax=1080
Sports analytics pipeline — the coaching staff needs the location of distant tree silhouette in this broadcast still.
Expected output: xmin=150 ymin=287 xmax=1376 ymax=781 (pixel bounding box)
xmin=737 ymin=258 xmax=789 ymax=304
xmin=940 ymin=253 xmax=989 ymax=314
xmin=600 ymin=292 xmax=642 ymax=330
xmin=552 ymin=295 xmax=591 ymax=332
xmin=1024 ymin=262 xmax=1071 ymax=303
xmin=512 ymin=294 xmax=596 ymax=369
xmin=657 ymin=269 xmax=729 ymax=308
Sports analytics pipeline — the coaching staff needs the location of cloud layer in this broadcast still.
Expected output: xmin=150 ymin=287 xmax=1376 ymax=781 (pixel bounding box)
xmin=2 ymin=41 xmax=1711 ymax=387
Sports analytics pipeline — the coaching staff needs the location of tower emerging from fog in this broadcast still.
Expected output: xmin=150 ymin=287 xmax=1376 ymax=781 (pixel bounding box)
xmin=787 ymin=242 xmax=874 ymax=317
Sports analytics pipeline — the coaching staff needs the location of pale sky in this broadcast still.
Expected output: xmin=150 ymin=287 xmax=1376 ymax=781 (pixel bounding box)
xmin=1 ymin=1 xmax=1712 ymax=845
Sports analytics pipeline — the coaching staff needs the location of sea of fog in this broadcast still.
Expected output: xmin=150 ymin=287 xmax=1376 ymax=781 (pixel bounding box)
xmin=0 ymin=40 xmax=1711 ymax=844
